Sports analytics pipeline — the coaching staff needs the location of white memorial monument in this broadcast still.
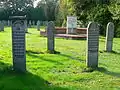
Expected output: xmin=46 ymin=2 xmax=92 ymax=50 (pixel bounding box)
xmin=67 ymin=16 xmax=77 ymax=34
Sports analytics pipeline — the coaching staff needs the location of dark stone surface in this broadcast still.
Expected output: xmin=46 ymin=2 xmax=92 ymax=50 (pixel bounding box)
xmin=11 ymin=16 xmax=26 ymax=72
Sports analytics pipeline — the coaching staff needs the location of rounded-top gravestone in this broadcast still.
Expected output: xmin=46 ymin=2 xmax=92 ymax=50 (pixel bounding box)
xmin=10 ymin=16 xmax=26 ymax=72
xmin=47 ymin=21 xmax=55 ymax=53
xmin=105 ymin=22 xmax=114 ymax=52
xmin=86 ymin=22 xmax=99 ymax=68
xmin=37 ymin=20 xmax=41 ymax=31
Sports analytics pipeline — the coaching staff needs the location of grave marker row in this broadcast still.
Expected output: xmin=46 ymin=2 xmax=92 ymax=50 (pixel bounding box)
xmin=9 ymin=15 xmax=114 ymax=72
xmin=86 ymin=22 xmax=114 ymax=68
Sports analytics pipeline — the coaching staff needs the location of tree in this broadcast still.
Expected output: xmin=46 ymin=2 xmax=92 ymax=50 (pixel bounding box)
xmin=0 ymin=0 xmax=35 ymax=15
xmin=37 ymin=0 xmax=59 ymax=21
xmin=55 ymin=0 xmax=75 ymax=26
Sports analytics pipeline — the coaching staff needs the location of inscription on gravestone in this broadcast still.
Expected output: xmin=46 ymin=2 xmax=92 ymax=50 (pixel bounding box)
xmin=11 ymin=16 xmax=26 ymax=72
xmin=47 ymin=21 xmax=55 ymax=53
xmin=105 ymin=22 xmax=114 ymax=52
xmin=86 ymin=22 xmax=99 ymax=68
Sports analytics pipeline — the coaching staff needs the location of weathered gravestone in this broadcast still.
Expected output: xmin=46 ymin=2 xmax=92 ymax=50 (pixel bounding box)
xmin=105 ymin=22 xmax=114 ymax=52
xmin=28 ymin=20 xmax=32 ymax=28
xmin=47 ymin=21 xmax=55 ymax=53
xmin=8 ymin=20 xmax=11 ymax=26
xmin=32 ymin=21 xmax=35 ymax=26
xmin=67 ymin=16 xmax=77 ymax=34
xmin=10 ymin=16 xmax=26 ymax=72
xmin=37 ymin=20 xmax=40 ymax=31
xmin=0 ymin=21 xmax=4 ymax=31
xmin=86 ymin=22 xmax=99 ymax=68
xmin=24 ymin=20 xmax=28 ymax=33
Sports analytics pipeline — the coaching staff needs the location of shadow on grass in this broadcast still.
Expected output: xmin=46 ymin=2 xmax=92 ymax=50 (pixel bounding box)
xmin=26 ymin=50 xmax=44 ymax=54
xmin=99 ymin=50 xmax=120 ymax=55
xmin=110 ymin=51 xmax=120 ymax=55
xmin=58 ymin=53 xmax=85 ymax=62
xmin=0 ymin=61 xmax=69 ymax=90
xmin=26 ymin=50 xmax=63 ymax=65
xmin=26 ymin=50 xmax=85 ymax=63
xmin=97 ymin=67 xmax=120 ymax=78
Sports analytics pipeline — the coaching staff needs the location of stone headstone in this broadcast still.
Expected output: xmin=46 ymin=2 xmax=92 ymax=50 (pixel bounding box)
xmin=8 ymin=20 xmax=12 ymax=26
xmin=0 ymin=21 xmax=4 ymax=31
xmin=28 ymin=20 xmax=31 ymax=28
xmin=37 ymin=20 xmax=40 ymax=31
xmin=10 ymin=16 xmax=26 ymax=72
xmin=8 ymin=20 xmax=11 ymax=26
xmin=105 ymin=22 xmax=114 ymax=52
xmin=24 ymin=20 xmax=28 ymax=33
xmin=47 ymin=21 xmax=55 ymax=53
xmin=32 ymin=21 xmax=35 ymax=26
xmin=67 ymin=16 xmax=77 ymax=34
xmin=86 ymin=22 xmax=99 ymax=68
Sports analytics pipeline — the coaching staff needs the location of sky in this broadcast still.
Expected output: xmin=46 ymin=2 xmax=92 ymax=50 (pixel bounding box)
xmin=34 ymin=0 xmax=41 ymax=7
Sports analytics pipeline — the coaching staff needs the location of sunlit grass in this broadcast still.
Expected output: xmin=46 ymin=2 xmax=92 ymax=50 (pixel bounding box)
xmin=0 ymin=27 xmax=120 ymax=90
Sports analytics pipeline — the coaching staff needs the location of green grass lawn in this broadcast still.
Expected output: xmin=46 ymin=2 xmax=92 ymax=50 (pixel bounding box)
xmin=0 ymin=27 xmax=120 ymax=90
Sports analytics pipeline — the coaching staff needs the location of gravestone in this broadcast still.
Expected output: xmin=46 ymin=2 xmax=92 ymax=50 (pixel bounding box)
xmin=28 ymin=20 xmax=31 ymax=27
xmin=105 ymin=22 xmax=114 ymax=52
xmin=47 ymin=21 xmax=55 ymax=53
xmin=67 ymin=16 xmax=77 ymax=34
xmin=37 ymin=20 xmax=40 ymax=31
xmin=8 ymin=20 xmax=12 ymax=26
xmin=86 ymin=22 xmax=99 ymax=68
xmin=8 ymin=20 xmax=11 ymax=26
xmin=24 ymin=20 xmax=28 ymax=33
xmin=32 ymin=21 xmax=35 ymax=26
xmin=0 ymin=21 xmax=4 ymax=31
xmin=10 ymin=16 xmax=26 ymax=72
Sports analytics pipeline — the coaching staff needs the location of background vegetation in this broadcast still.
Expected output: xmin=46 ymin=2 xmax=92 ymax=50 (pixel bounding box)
xmin=1 ymin=0 xmax=120 ymax=37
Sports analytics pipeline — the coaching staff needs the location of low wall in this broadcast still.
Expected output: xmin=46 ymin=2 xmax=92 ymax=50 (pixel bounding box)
xmin=40 ymin=27 xmax=87 ymax=36
xmin=55 ymin=27 xmax=87 ymax=34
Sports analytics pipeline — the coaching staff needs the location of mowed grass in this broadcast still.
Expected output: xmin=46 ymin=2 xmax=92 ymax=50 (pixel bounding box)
xmin=0 ymin=27 xmax=120 ymax=90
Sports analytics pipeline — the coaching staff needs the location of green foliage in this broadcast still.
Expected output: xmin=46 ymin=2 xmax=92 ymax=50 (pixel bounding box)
xmin=0 ymin=8 xmax=8 ymax=20
xmin=0 ymin=0 xmax=58 ymax=21
xmin=56 ymin=0 xmax=120 ymax=37
xmin=26 ymin=7 xmax=46 ymax=20
xmin=55 ymin=0 xmax=75 ymax=26
xmin=37 ymin=0 xmax=59 ymax=21
xmin=86 ymin=5 xmax=112 ymax=35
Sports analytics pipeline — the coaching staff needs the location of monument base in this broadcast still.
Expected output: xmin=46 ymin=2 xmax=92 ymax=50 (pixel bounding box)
xmin=67 ymin=28 xmax=77 ymax=34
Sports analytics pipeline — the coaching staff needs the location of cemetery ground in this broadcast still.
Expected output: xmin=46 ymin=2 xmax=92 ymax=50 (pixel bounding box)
xmin=0 ymin=27 xmax=120 ymax=90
